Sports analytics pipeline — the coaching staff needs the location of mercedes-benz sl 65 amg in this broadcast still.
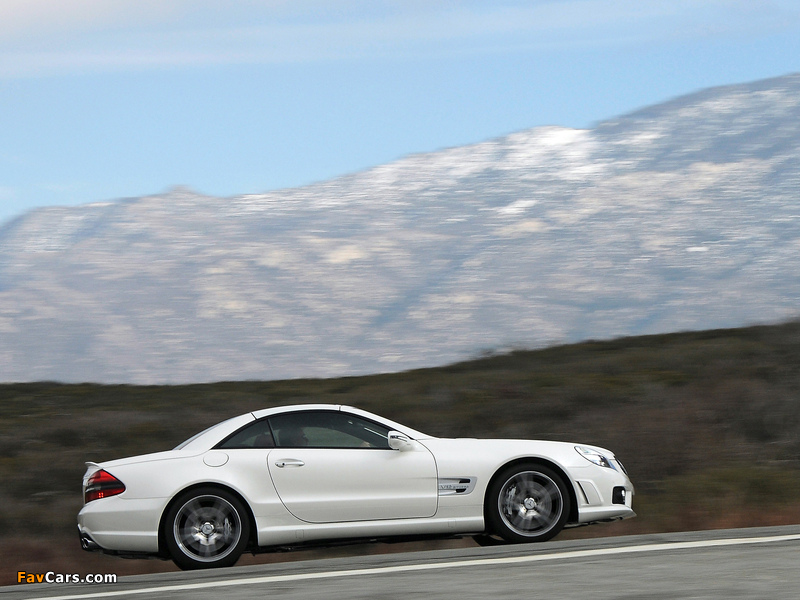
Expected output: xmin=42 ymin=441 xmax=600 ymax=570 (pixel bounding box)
xmin=78 ymin=404 xmax=635 ymax=569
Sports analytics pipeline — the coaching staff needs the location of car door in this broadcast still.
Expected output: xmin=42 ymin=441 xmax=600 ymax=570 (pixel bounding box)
xmin=266 ymin=410 xmax=438 ymax=523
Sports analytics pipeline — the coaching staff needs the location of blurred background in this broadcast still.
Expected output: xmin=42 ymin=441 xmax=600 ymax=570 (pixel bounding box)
xmin=3 ymin=323 xmax=800 ymax=582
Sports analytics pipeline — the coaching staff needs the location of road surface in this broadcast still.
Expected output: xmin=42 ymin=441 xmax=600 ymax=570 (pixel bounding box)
xmin=3 ymin=526 xmax=799 ymax=600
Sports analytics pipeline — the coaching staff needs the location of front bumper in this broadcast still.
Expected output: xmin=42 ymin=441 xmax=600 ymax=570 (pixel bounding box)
xmin=573 ymin=464 xmax=635 ymax=524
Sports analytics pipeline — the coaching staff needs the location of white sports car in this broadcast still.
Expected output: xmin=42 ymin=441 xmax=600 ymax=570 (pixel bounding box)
xmin=78 ymin=404 xmax=635 ymax=569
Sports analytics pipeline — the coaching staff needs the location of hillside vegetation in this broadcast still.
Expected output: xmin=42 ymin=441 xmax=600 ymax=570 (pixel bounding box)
xmin=3 ymin=321 xmax=800 ymax=583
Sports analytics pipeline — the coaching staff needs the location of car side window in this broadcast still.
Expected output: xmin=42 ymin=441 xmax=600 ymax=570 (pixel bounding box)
xmin=216 ymin=419 xmax=275 ymax=449
xmin=269 ymin=411 xmax=392 ymax=449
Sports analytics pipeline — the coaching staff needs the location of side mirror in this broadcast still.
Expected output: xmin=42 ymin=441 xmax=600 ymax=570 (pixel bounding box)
xmin=388 ymin=431 xmax=413 ymax=451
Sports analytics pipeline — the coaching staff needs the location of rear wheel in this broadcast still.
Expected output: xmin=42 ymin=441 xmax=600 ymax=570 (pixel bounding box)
xmin=485 ymin=463 xmax=570 ymax=543
xmin=164 ymin=487 xmax=250 ymax=570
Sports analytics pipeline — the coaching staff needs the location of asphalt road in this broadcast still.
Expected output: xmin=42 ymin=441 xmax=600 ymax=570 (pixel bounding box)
xmin=4 ymin=526 xmax=800 ymax=600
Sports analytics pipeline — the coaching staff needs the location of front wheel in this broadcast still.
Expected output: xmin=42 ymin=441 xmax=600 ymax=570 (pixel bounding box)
xmin=485 ymin=463 xmax=570 ymax=543
xmin=163 ymin=487 xmax=251 ymax=570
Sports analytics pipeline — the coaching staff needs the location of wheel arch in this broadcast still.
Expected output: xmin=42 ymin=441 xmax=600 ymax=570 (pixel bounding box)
xmin=157 ymin=482 xmax=259 ymax=555
xmin=483 ymin=457 xmax=579 ymax=527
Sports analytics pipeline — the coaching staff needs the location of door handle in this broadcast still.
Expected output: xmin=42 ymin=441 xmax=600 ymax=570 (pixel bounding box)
xmin=275 ymin=459 xmax=305 ymax=468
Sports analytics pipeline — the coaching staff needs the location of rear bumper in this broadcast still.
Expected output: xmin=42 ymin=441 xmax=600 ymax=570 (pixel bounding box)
xmin=78 ymin=524 xmax=165 ymax=559
xmin=77 ymin=495 xmax=164 ymax=553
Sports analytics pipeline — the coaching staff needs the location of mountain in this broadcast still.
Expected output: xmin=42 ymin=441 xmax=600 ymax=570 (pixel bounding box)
xmin=1 ymin=73 xmax=800 ymax=384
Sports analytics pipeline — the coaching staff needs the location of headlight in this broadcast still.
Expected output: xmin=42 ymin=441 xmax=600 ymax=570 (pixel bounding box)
xmin=575 ymin=446 xmax=614 ymax=469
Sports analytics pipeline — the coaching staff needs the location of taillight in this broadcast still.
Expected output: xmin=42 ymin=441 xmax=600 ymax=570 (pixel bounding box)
xmin=84 ymin=469 xmax=126 ymax=503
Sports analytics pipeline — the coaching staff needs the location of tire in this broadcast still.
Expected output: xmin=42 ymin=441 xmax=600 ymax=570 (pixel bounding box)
xmin=485 ymin=463 xmax=570 ymax=543
xmin=164 ymin=487 xmax=251 ymax=570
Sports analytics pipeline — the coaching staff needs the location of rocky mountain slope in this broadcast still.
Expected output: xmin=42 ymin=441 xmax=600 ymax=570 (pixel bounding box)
xmin=1 ymin=73 xmax=799 ymax=383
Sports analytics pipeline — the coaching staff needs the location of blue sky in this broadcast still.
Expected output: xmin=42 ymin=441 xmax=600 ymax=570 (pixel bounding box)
xmin=1 ymin=0 xmax=800 ymax=226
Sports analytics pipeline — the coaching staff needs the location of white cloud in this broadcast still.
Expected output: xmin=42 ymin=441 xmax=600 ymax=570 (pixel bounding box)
xmin=0 ymin=0 xmax=181 ymax=41
xmin=0 ymin=1 xmax=797 ymax=78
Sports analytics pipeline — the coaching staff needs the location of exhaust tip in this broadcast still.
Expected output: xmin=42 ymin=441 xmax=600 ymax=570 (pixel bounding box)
xmin=79 ymin=530 xmax=101 ymax=552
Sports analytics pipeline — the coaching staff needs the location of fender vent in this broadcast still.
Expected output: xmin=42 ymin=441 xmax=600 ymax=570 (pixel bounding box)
xmin=438 ymin=477 xmax=477 ymax=496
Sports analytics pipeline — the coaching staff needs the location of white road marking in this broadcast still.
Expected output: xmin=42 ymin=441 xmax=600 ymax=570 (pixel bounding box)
xmin=28 ymin=532 xmax=800 ymax=600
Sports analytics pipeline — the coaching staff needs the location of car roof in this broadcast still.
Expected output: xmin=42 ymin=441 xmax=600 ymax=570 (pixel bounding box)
xmin=250 ymin=403 xmax=344 ymax=420
xmin=250 ymin=404 xmax=432 ymax=440
xmin=178 ymin=404 xmax=432 ymax=452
